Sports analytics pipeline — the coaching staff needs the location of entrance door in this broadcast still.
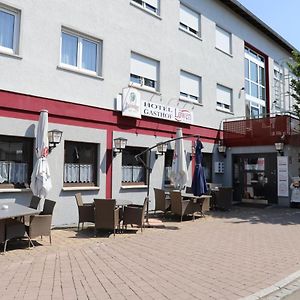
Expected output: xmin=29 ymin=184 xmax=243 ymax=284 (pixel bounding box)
xmin=232 ymin=153 xmax=277 ymax=204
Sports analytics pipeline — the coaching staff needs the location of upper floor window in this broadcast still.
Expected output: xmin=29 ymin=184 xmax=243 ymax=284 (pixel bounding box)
xmin=0 ymin=135 xmax=33 ymax=188
xmin=273 ymin=63 xmax=284 ymax=110
xmin=131 ymin=0 xmax=160 ymax=15
xmin=216 ymin=25 xmax=232 ymax=55
xmin=216 ymin=84 xmax=232 ymax=112
xmin=122 ymin=146 xmax=147 ymax=186
xmin=179 ymin=3 xmax=200 ymax=37
xmin=244 ymin=46 xmax=266 ymax=117
xmin=180 ymin=70 xmax=201 ymax=103
xmin=60 ymin=29 xmax=102 ymax=76
xmin=64 ymin=141 xmax=98 ymax=187
xmin=0 ymin=5 xmax=20 ymax=55
xmin=130 ymin=52 xmax=159 ymax=91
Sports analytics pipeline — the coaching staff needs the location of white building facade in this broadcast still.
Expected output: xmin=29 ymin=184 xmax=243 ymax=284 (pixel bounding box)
xmin=0 ymin=0 xmax=297 ymax=226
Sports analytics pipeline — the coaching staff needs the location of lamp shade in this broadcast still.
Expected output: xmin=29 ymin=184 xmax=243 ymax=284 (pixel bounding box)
xmin=275 ymin=142 xmax=284 ymax=152
xmin=48 ymin=129 xmax=63 ymax=145
xmin=114 ymin=137 xmax=128 ymax=150
xmin=157 ymin=143 xmax=167 ymax=154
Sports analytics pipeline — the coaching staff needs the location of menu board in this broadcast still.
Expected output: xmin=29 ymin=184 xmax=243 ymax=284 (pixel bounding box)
xmin=277 ymin=156 xmax=289 ymax=197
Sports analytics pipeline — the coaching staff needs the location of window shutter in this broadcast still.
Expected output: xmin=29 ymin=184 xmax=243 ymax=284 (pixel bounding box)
xmin=131 ymin=53 xmax=158 ymax=81
xmin=180 ymin=4 xmax=199 ymax=32
xmin=216 ymin=26 xmax=231 ymax=54
xmin=217 ymin=85 xmax=231 ymax=106
xmin=180 ymin=71 xmax=200 ymax=98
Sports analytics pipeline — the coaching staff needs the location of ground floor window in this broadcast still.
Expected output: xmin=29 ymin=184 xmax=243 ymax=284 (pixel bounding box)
xmin=202 ymin=153 xmax=212 ymax=183
xmin=122 ymin=146 xmax=147 ymax=185
xmin=64 ymin=141 xmax=98 ymax=186
xmin=0 ymin=135 xmax=33 ymax=188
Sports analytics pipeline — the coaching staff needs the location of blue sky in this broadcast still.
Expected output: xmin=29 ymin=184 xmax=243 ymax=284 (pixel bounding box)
xmin=237 ymin=0 xmax=300 ymax=50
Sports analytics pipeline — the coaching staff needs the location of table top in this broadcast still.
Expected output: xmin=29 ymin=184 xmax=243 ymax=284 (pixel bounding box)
xmin=181 ymin=193 xmax=212 ymax=199
xmin=115 ymin=199 xmax=133 ymax=206
xmin=0 ymin=202 xmax=39 ymax=220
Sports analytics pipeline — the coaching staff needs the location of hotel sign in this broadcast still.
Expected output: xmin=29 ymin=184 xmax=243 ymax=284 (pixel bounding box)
xmin=122 ymin=88 xmax=193 ymax=124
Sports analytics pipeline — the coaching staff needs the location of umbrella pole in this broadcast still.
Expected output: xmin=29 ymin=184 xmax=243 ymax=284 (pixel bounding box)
xmin=146 ymin=154 xmax=151 ymax=224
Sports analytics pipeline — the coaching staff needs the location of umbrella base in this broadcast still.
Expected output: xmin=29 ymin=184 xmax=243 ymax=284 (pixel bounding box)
xmin=144 ymin=218 xmax=164 ymax=228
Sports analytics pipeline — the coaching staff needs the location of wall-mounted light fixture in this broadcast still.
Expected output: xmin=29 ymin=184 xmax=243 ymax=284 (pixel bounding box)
xmin=155 ymin=142 xmax=167 ymax=159
xmin=48 ymin=129 xmax=63 ymax=153
xmin=113 ymin=137 xmax=128 ymax=157
xmin=275 ymin=142 xmax=284 ymax=156
xmin=190 ymin=142 xmax=196 ymax=160
xmin=218 ymin=140 xmax=227 ymax=158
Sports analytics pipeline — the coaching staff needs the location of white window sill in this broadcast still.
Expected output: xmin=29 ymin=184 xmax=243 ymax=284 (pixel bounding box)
xmin=179 ymin=97 xmax=202 ymax=106
xmin=57 ymin=65 xmax=104 ymax=80
xmin=215 ymin=47 xmax=233 ymax=58
xmin=62 ymin=186 xmax=100 ymax=192
xmin=130 ymin=2 xmax=162 ymax=20
xmin=0 ymin=188 xmax=31 ymax=193
xmin=179 ymin=27 xmax=202 ymax=41
xmin=216 ymin=107 xmax=234 ymax=115
xmin=129 ymin=83 xmax=161 ymax=95
xmin=121 ymin=185 xmax=148 ymax=190
xmin=0 ymin=50 xmax=22 ymax=60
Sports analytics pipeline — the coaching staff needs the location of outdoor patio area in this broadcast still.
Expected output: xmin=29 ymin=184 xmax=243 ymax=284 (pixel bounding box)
xmin=1 ymin=206 xmax=300 ymax=300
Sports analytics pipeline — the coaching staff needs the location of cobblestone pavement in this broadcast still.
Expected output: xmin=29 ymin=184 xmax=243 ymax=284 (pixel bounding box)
xmin=1 ymin=206 xmax=300 ymax=300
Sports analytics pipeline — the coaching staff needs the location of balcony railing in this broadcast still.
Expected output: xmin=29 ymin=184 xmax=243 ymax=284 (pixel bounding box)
xmin=223 ymin=113 xmax=300 ymax=147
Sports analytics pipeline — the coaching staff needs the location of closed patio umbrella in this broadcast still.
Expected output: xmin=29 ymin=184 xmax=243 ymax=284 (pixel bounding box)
xmin=30 ymin=110 xmax=52 ymax=200
xmin=170 ymin=128 xmax=188 ymax=190
xmin=192 ymin=138 xmax=208 ymax=196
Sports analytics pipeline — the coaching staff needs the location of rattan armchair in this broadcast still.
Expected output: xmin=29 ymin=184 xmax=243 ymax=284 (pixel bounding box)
xmin=154 ymin=188 xmax=171 ymax=213
xmin=75 ymin=193 xmax=95 ymax=231
xmin=94 ymin=199 xmax=120 ymax=236
xmin=170 ymin=191 xmax=199 ymax=221
xmin=122 ymin=198 xmax=147 ymax=232
xmin=26 ymin=199 xmax=56 ymax=245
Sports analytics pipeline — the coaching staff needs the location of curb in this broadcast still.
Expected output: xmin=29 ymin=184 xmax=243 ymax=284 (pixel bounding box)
xmin=240 ymin=271 xmax=300 ymax=300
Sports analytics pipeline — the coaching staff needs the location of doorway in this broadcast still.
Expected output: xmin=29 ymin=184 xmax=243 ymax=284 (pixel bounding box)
xmin=232 ymin=153 xmax=277 ymax=204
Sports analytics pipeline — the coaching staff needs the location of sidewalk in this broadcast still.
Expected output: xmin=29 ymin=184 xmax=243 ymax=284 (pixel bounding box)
xmin=1 ymin=206 xmax=300 ymax=299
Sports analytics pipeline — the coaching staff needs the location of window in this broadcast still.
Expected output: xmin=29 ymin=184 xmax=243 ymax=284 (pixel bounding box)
xmin=131 ymin=0 xmax=160 ymax=15
xmin=273 ymin=63 xmax=284 ymax=111
xmin=0 ymin=6 xmax=20 ymax=54
xmin=164 ymin=149 xmax=173 ymax=185
xmin=244 ymin=46 xmax=266 ymax=117
xmin=64 ymin=141 xmax=98 ymax=186
xmin=130 ymin=52 xmax=159 ymax=91
xmin=216 ymin=25 xmax=231 ymax=55
xmin=179 ymin=3 xmax=200 ymax=37
xmin=122 ymin=146 xmax=147 ymax=185
xmin=180 ymin=70 xmax=201 ymax=103
xmin=0 ymin=136 xmax=33 ymax=188
xmin=202 ymin=153 xmax=212 ymax=183
xmin=60 ymin=29 xmax=102 ymax=76
xmin=216 ymin=84 xmax=232 ymax=112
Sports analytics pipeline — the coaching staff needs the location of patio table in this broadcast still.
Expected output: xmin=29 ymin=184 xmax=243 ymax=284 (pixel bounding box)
xmin=0 ymin=202 xmax=40 ymax=247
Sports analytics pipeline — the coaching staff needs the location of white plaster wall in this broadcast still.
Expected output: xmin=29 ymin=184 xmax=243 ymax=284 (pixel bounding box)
xmin=0 ymin=116 xmax=107 ymax=226
xmin=0 ymin=0 xmax=292 ymax=132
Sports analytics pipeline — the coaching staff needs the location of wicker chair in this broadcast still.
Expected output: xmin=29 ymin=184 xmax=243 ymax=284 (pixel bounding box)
xmin=215 ymin=187 xmax=233 ymax=211
xmin=200 ymin=196 xmax=211 ymax=216
xmin=122 ymin=198 xmax=147 ymax=232
xmin=170 ymin=191 xmax=199 ymax=222
xmin=154 ymin=188 xmax=170 ymax=213
xmin=26 ymin=199 xmax=56 ymax=245
xmin=75 ymin=193 xmax=95 ymax=231
xmin=94 ymin=199 xmax=120 ymax=236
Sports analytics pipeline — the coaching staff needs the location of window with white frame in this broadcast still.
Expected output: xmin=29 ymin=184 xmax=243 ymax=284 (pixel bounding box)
xmin=164 ymin=149 xmax=173 ymax=185
xmin=180 ymin=70 xmax=201 ymax=103
xmin=122 ymin=146 xmax=147 ymax=185
xmin=131 ymin=0 xmax=160 ymax=15
xmin=273 ymin=63 xmax=284 ymax=111
xmin=130 ymin=52 xmax=159 ymax=90
xmin=0 ymin=135 xmax=33 ymax=188
xmin=216 ymin=84 xmax=232 ymax=112
xmin=64 ymin=141 xmax=98 ymax=186
xmin=244 ymin=46 xmax=266 ymax=117
xmin=216 ymin=25 xmax=231 ymax=55
xmin=0 ymin=5 xmax=20 ymax=54
xmin=179 ymin=3 xmax=200 ymax=37
xmin=60 ymin=29 xmax=102 ymax=76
